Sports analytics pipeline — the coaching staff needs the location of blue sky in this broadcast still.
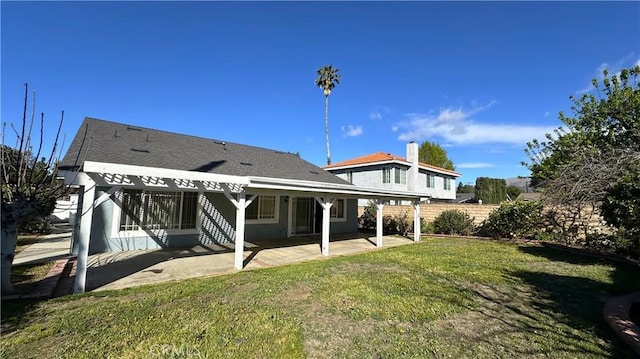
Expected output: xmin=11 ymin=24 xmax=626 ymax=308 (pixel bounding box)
xmin=2 ymin=1 xmax=639 ymax=186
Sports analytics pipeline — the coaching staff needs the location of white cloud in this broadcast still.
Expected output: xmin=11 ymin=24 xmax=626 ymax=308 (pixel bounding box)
xmin=369 ymin=112 xmax=382 ymax=120
xmin=395 ymin=103 xmax=554 ymax=145
xmin=456 ymin=162 xmax=496 ymax=169
xmin=342 ymin=125 xmax=363 ymax=137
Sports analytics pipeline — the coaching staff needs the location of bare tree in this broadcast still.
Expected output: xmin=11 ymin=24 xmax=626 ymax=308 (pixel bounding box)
xmin=1 ymin=83 xmax=76 ymax=294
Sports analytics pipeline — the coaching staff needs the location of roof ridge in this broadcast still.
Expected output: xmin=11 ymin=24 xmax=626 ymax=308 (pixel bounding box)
xmin=81 ymin=117 xmax=299 ymax=157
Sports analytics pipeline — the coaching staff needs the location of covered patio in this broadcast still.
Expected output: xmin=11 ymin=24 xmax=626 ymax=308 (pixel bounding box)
xmin=63 ymin=162 xmax=428 ymax=293
xmin=84 ymin=232 xmax=418 ymax=292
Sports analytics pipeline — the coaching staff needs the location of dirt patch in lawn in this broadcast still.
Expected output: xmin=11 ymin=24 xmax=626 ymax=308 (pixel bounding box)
xmin=299 ymin=300 xmax=378 ymax=359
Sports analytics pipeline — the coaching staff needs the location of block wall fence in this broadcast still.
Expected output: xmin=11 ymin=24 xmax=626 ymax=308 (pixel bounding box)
xmin=358 ymin=203 xmax=500 ymax=225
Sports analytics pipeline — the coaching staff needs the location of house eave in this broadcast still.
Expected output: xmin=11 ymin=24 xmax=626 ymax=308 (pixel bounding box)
xmin=248 ymin=176 xmax=430 ymax=200
xmin=326 ymin=159 xmax=460 ymax=177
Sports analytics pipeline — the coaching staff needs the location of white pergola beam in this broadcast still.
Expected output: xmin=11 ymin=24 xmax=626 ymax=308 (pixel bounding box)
xmin=83 ymin=161 xmax=249 ymax=187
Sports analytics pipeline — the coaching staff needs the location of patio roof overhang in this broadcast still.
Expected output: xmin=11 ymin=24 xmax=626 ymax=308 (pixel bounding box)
xmin=63 ymin=160 xmax=430 ymax=201
xmin=246 ymin=176 xmax=430 ymax=201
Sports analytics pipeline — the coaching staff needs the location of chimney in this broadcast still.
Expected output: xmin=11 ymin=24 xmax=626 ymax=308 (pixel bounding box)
xmin=406 ymin=142 xmax=419 ymax=191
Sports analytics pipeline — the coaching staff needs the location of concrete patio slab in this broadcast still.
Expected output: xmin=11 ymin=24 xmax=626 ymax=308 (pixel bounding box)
xmin=87 ymin=233 xmax=415 ymax=292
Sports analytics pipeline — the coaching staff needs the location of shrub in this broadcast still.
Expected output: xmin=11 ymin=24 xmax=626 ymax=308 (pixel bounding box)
xmin=383 ymin=215 xmax=397 ymax=234
xmin=421 ymin=219 xmax=435 ymax=234
xmin=482 ymin=200 xmax=543 ymax=239
xmin=601 ymin=171 xmax=640 ymax=257
xmin=394 ymin=210 xmax=410 ymax=236
xmin=358 ymin=201 xmax=377 ymax=230
xmin=433 ymin=210 xmax=475 ymax=236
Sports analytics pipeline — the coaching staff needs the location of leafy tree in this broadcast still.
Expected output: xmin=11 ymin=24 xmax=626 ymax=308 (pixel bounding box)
xmin=457 ymin=182 xmax=475 ymax=193
xmin=418 ymin=141 xmax=455 ymax=170
xmin=1 ymin=84 xmax=80 ymax=294
xmin=601 ymin=171 xmax=640 ymax=256
xmin=506 ymin=185 xmax=522 ymax=200
xmin=524 ymin=66 xmax=640 ymax=252
xmin=482 ymin=200 xmax=543 ymax=239
xmin=315 ymin=65 xmax=341 ymax=165
xmin=475 ymin=177 xmax=507 ymax=204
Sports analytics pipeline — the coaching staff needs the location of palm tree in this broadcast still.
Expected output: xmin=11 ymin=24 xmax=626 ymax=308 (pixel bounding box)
xmin=315 ymin=65 xmax=341 ymax=165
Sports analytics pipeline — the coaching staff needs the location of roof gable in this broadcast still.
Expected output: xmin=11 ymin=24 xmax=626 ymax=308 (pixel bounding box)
xmin=60 ymin=117 xmax=350 ymax=185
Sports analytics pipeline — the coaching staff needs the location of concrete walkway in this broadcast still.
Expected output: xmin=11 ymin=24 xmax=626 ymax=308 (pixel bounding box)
xmin=13 ymin=232 xmax=72 ymax=266
xmin=86 ymin=233 xmax=415 ymax=292
xmin=604 ymin=292 xmax=640 ymax=356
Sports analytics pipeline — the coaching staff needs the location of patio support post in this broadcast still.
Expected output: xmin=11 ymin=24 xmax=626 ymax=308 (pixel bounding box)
xmin=222 ymin=186 xmax=256 ymax=270
xmin=413 ymin=200 xmax=421 ymax=242
xmin=234 ymin=191 xmax=246 ymax=270
xmin=376 ymin=200 xmax=384 ymax=247
xmin=315 ymin=197 xmax=334 ymax=256
xmin=73 ymin=176 xmax=96 ymax=293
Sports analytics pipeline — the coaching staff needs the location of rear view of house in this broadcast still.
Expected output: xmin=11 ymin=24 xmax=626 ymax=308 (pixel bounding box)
xmin=59 ymin=118 xmax=431 ymax=292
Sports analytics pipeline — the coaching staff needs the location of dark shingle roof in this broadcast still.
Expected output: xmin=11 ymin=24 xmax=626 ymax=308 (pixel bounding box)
xmin=60 ymin=117 xmax=350 ymax=185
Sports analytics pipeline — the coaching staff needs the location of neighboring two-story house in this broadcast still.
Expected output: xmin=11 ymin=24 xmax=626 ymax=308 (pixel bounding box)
xmin=324 ymin=142 xmax=461 ymax=205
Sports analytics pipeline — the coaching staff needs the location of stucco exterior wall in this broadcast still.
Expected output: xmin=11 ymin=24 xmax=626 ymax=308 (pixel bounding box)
xmin=87 ymin=189 xmax=359 ymax=253
xmin=331 ymin=165 xmax=457 ymax=206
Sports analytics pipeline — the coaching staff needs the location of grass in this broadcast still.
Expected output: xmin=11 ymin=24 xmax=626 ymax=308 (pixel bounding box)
xmin=9 ymin=262 xmax=54 ymax=295
xmin=2 ymin=237 xmax=639 ymax=358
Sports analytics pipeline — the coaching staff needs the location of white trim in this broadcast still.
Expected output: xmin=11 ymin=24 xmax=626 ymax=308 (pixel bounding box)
xmin=248 ymin=176 xmax=430 ymax=200
xmin=83 ymin=161 xmax=250 ymax=187
xmin=325 ymin=159 xmax=460 ymax=177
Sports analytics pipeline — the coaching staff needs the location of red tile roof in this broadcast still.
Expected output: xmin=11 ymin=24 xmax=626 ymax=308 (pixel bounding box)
xmin=324 ymin=152 xmax=460 ymax=176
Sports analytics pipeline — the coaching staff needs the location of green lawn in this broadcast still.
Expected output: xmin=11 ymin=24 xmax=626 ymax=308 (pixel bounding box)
xmin=2 ymin=237 xmax=639 ymax=358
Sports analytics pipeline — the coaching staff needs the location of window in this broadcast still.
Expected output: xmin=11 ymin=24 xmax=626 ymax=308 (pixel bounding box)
xmin=346 ymin=171 xmax=353 ymax=184
xmin=394 ymin=168 xmax=407 ymax=184
xmin=330 ymin=198 xmax=346 ymax=219
xmin=246 ymin=195 xmax=278 ymax=222
xmin=426 ymin=174 xmax=435 ymax=188
xmin=120 ymin=189 xmax=198 ymax=231
xmin=382 ymin=167 xmax=391 ymax=184
xmin=444 ymin=178 xmax=452 ymax=190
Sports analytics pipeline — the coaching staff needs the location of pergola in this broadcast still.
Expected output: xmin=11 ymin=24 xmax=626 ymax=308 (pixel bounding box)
xmin=63 ymin=161 xmax=430 ymax=293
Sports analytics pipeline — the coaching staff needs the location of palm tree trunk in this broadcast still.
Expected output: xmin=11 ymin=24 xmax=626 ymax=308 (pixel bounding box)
xmin=324 ymin=94 xmax=331 ymax=165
